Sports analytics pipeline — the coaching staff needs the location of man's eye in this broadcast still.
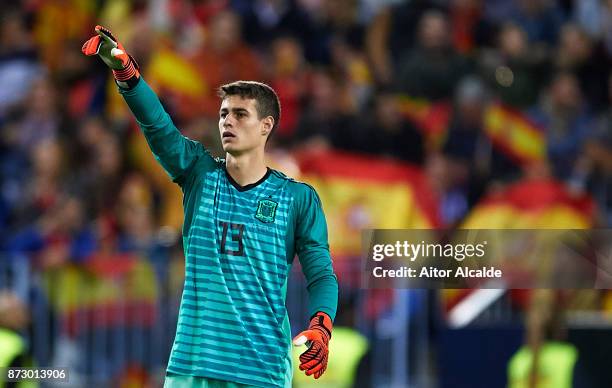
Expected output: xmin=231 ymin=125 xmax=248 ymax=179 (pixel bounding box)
xmin=220 ymin=113 xmax=227 ymax=119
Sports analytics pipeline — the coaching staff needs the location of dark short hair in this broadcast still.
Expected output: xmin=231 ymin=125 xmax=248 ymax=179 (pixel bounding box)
xmin=218 ymin=81 xmax=281 ymax=138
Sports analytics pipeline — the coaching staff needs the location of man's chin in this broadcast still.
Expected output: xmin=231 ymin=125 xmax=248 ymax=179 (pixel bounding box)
xmin=222 ymin=145 xmax=245 ymax=155
xmin=222 ymin=143 xmax=236 ymax=151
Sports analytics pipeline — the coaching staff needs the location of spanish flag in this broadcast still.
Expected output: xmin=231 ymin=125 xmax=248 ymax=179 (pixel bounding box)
xmin=461 ymin=179 xmax=595 ymax=229
xmin=483 ymin=103 xmax=546 ymax=167
xmin=396 ymin=95 xmax=452 ymax=149
xmin=397 ymin=95 xmax=546 ymax=167
xmin=43 ymin=254 xmax=159 ymax=336
xmin=296 ymin=150 xmax=440 ymax=317
xmin=296 ymin=150 xmax=441 ymax=258
xmin=444 ymin=179 xmax=596 ymax=310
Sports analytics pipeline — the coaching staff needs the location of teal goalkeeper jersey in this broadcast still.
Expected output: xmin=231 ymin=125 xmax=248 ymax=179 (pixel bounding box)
xmin=120 ymin=79 xmax=338 ymax=387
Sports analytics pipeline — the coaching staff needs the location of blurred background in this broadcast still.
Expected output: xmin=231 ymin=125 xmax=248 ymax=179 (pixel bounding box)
xmin=0 ymin=0 xmax=612 ymax=387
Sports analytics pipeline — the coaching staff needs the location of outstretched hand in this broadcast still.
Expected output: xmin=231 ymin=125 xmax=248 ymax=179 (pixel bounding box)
xmin=82 ymin=25 xmax=129 ymax=69
xmin=82 ymin=25 xmax=139 ymax=87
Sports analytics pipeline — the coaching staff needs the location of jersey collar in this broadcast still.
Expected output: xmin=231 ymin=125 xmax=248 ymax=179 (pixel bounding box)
xmin=225 ymin=167 xmax=271 ymax=192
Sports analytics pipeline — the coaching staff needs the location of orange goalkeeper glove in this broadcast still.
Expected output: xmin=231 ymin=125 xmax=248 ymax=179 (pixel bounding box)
xmin=81 ymin=25 xmax=140 ymax=88
xmin=292 ymin=311 xmax=332 ymax=379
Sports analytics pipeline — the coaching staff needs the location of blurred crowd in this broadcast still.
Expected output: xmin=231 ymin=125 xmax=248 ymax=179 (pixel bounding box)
xmin=1 ymin=0 xmax=612 ymax=253
xmin=0 ymin=0 xmax=611 ymax=297
xmin=0 ymin=0 xmax=611 ymax=385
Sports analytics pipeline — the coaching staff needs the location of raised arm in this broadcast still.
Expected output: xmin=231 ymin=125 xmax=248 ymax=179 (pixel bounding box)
xmin=119 ymin=79 xmax=207 ymax=184
xmin=82 ymin=25 xmax=210 ymax=184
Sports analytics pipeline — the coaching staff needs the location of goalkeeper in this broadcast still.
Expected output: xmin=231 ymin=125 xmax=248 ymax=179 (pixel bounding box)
xmin=82 ymin=26 xmax=338 ymax=388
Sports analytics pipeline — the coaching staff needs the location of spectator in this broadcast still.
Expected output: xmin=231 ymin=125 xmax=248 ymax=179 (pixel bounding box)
xmin=4 ymin=76 xmax=62 ymax=154
xmin=7 ymin=194 xmax=96 ymax=268
xmin=329 ymin=35 xmax=373 ymax=112
xmin=182 ymin=9 xmax=263 ymax=120
xmin=115 ymin=174 xmax=172 ymax=281
xmin=237 ymin=0 xmax=310 ymax=51
xmin=448 ymin=0 xmax=485 ymax=54
xmin=554 ymin=23 xmax=610 ymax=112
xmin=584 ymin=72 xmax=612 ymax=225
xmin=0 ymin=290 xmax=29 ymax=333
xmin=443 ymin=77 xmax=519 ymax=208
xmin=573 ymin=0 xmax=612 ymax=60
xmin=510 ymin=0 xmax=565 ymax=46
xmin=321 ymin=0 xmax=365 ymax=56
xmin=75 ymin=130 xmax=127 ymax=219
xmin=266 ymin=35 xmax=308 ymax=141
xmin=293 ymin=68 xmax=356 ymax=150
xmin=573 ymin=0 xmax=605 ymax=38
xmin=365 ymin=0 xmax=437 ymax=86
xmin=479 ymin=22 xmax=549 ymax=109
xmin=0 ymin=290 xmax=33 ymax=384
xmin=7 ymin=138 xmax=65 ymax=229
xmin=530 ymin=72 xmax=595 ymax=181
xmin=357 ymin=90 xmax=425 ymax=165
xmin=396 ymin=10 xmax=471 ymax=100
xmin=0 ymin=8 xmax=44 ymax=120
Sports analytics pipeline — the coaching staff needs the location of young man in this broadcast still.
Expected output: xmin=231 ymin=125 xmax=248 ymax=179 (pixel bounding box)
xmin=82 ymin=26 xmax=338 ymax=388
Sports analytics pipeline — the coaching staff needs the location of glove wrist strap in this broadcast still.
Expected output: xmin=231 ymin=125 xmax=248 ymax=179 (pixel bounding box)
xmin=112 ymin=56 xmax=140 ymax=89
xmin=309 ymin=312 xmax=332 ymax=340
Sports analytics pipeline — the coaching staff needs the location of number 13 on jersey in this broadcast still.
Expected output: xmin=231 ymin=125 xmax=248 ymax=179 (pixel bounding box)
xmin=219 ymin=221 xmax=244 ymax=256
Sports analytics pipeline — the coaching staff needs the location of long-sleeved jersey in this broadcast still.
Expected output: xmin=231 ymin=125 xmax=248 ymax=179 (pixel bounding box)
xmin=120 ymin=79 xmax=338 ymax=387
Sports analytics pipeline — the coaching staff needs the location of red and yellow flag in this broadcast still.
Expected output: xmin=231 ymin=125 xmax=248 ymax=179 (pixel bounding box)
xmin=483 ymin=103 xmax=546 ymax=166
xmin=43 ymin=254 xmax=159 ymax=336
xmin=397 ymin=95 xmax=546 ymax=166
xmin=462 ymin=179 xmax=595 ymax=229
xmin=296 ymin=149 xmax=441 ymax=258
xmin=396 ymin=95 xmax=452 ymax=149
xmin=444 ymin=179 xmax=596 ymax=310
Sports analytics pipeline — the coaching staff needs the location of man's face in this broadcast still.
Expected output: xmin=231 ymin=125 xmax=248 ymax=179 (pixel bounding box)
xmin=219 ymin=96 xmax=270 ymax=155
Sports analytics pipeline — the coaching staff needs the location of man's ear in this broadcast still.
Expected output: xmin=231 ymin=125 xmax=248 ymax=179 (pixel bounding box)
xmin=261 ymin=116 xmax=274 ymax=137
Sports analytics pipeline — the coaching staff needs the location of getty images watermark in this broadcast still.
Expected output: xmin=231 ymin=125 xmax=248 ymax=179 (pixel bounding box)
xmin=362 ymin=230 xmax=612 ymax=289
xmin=371 ymin=240 xmax=501 ymax=279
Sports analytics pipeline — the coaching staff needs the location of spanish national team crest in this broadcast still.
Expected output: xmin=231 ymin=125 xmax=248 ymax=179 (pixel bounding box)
xmin=255 ymin=199 xmax=278 ymax=223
